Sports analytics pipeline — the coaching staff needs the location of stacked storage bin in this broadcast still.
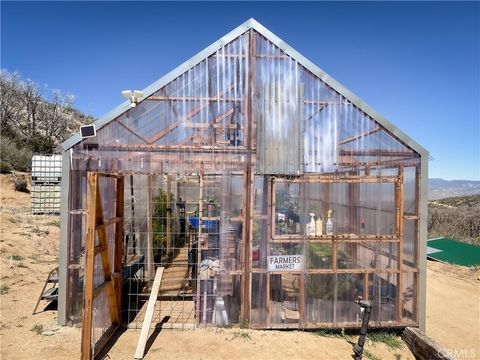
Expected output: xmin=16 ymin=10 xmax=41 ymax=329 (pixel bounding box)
xmin=31 ymin=155 xmax=62 ymax=214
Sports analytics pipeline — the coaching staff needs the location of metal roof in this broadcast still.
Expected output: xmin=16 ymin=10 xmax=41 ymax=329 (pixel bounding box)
xmin=62 ymin=18 xmax=428 ymax=158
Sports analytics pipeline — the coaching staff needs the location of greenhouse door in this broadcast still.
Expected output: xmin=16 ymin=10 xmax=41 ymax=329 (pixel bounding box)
xmin=81 ymin=172 xmax=124 ymax=360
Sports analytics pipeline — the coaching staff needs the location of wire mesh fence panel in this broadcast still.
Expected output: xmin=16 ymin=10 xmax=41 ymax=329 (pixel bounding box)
xmin=123 ymin=172 xmax=244 ymax=329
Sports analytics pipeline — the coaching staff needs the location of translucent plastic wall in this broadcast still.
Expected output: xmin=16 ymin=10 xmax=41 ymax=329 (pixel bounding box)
xmin=253 ymin=33 xmax=418 ymax=175
xmin=250 ymin=172 xmax=418 ymax=328
xmin=64 ymin=28 xmax=422 ymax=329
xmin=72 ymin=33 xmax=250 ymax=175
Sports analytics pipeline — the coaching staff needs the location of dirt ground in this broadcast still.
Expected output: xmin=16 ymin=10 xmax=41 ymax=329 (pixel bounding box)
xmin=426 ymin=261 xmax=480 ymax=359
xmin=0 ymin=174 xmax=478 ymax=360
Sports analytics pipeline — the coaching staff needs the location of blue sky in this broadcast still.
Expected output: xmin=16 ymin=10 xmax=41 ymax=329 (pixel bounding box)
xmin=2 ymin=1 xmax=479 ymax=180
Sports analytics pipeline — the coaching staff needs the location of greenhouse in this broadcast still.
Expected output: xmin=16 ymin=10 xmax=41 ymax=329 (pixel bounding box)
xmin=57 ymin=18 xmax=428 ymax=354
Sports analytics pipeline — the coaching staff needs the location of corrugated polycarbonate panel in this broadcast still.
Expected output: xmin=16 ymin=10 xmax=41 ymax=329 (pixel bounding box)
xmin=251 ymin=273 xmax=267 ymax=324
xmin=305 ymin=274 xmax=335 ymax=324
xmin=368 ymin=272 xmax=398 ymax=322
xmin=402 ymin=272 xmax=416 ymax=321
xmin=252 ymin=33 xmax=419 ymax=174
xmin=121 ymin=34 xmax=248 ymax=148
xmin=256 ymin=81 xmax=304 ymax=175
xmin=255 ymin=35 xmax=303 ymax=175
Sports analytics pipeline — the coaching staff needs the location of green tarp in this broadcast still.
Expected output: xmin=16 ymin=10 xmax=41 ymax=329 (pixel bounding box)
xmin=427 ymin=237 xmax=480 ymax=267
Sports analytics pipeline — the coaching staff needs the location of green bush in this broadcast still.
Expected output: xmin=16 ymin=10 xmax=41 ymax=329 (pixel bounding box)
xmin=152 ymin=189 xmax=180 ymax=261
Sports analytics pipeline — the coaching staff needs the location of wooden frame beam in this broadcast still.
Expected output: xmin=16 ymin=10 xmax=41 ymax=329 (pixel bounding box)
xmin=147 ymin=83 xmax=237 ymax=144
xmin=81 ymin=172 xmax=98 ymax=360
xmin=148 ymin=96 xmax=242 ymax=103
xmin=272 ymin=174 xmax=397 ymax=183
xmin=305 ymin=104 xmax=327 ymax=122
xmin=339 ymin=149 xmax=415 ymax=157
xmin=117 ymin=119 xmax=150 ymax=143
xmin=338 ymin=127 xmax=381 ymax=145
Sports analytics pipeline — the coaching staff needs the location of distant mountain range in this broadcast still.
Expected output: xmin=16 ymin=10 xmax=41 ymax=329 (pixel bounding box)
xmin=429 ymin=178 xmax=480 ymax=200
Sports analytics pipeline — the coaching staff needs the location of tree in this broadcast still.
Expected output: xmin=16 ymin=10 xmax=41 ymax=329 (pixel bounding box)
xmin=0 ymin=69 xmax=93 ymax=170
xmin=0 ymin=71 xmax=24 ymax=139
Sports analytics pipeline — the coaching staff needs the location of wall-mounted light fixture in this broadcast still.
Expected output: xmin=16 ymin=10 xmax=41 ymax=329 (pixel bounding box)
xmin=122 ymin=90 xmax=144 ymax=108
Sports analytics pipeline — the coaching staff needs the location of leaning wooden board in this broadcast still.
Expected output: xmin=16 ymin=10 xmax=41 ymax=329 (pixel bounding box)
xmin=134 ymin=267 xmax=165 ymax=359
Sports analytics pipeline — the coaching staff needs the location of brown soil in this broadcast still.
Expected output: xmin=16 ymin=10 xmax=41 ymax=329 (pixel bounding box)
xmin=0 ymin=174 xmax=477 ymax=360
xmin=426 ymin=260 xmax=480 ymax=358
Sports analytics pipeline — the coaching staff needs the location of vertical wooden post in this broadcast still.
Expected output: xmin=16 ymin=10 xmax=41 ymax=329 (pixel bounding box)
xmin=397 ymin=166 xmax=404 ymax=322
xmin=239 ymin=170 xmax=247 ymax=321
xmin=240 ymin=28 xmax=256 ymax=324
xmin=81 ymin=172 xmax=97 ymax=360
xmin=298 ymin=181 xmax=306 ymax=328
xmin=299 ymin=272 xmax=305 ymax=328
xmin=115 ymin=177 xmax=124 ymax=321
xmin=195 ymin=172 xmax=204 ymax=325
xmin=146 ymin=175 xmax=154 ymax=283
xmin=265 ymin=177 xmax=273 ymax=326
xmin=166 ymin=174 xmax=172 ymax=257
xmin=348 ymin=175 xmax=359 ymax=269
xmin=241 ymin=165 xmax=254 ymax=322
xmin=243 ymin=29 xmax=251 ymax=150
xmin=248 ymin=27 xmax=257 ymax=323
xmin=246 ymin=167 xmax=255 ymax=322
xmin=240 ymin=29 xmax=250 ymax=324
xmin=363 ymin=273 xmax=369 ymax=300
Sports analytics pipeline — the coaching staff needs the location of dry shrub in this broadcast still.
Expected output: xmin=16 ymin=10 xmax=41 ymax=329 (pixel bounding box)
xmin=428 ymin=204 xmax=480 ymax=244
xmin=0 ymin=137 xmax=32 ymax=172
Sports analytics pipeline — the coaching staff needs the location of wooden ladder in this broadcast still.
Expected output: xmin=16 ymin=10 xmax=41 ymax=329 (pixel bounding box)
xmin=32 ymin=266 xmax=59 ymax=315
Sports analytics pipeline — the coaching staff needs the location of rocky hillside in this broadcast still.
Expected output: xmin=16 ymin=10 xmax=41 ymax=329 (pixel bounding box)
xmin=429 ymin=178 xmax=480 ymax=200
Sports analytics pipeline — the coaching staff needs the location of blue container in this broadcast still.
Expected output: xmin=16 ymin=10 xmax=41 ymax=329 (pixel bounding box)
xmin=188 ymin=216 xmax=218 ymax=230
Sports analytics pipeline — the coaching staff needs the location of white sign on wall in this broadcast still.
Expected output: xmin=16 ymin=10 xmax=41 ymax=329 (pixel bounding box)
xmin=267 ymin=255 xmax=304 ymax=272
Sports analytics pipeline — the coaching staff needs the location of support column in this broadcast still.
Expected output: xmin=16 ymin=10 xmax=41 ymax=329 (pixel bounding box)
xmin=58 ymin=149 xmax=70 ymax=326
xmin=418 ymin=158 xmax=428 ymax=332
xmin=396 ymin=166 xmax=404 ymax=322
